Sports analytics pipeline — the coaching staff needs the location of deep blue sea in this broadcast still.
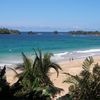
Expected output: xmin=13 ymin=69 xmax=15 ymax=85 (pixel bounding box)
xmin=0 ymin=32 xmax=100 ymax=64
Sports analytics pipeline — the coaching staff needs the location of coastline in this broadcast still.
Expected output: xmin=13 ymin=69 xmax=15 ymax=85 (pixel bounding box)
xmin=1 ymin=48 xmax=100 ymax=65
xmin=1 ymin=32 xmax=100 ymax=64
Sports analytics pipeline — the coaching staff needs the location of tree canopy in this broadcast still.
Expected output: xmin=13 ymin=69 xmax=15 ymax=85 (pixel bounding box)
xmin=0 ymin=28 xmax=20 ymax=34
xmin=69 ymin=31 xmax=100 ymax=36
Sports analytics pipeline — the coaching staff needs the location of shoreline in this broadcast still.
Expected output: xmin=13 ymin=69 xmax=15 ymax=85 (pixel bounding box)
xmin=1 ymin=49 xmax=100 ymax=67
xmin=0 ymin=48 xmax=100 ymax=66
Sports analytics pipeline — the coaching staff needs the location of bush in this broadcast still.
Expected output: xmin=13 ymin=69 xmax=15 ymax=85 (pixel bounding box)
xmin=58 ymin=56 xmax=100 ymax=100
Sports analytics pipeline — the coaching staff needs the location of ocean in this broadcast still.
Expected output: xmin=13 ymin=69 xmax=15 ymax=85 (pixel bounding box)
xmin=0 ymin=32 xmax=100 ymax=65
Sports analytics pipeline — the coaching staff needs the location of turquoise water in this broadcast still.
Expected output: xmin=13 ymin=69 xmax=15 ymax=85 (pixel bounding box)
xmin=0 ymin=32 xmax=100 ymax=64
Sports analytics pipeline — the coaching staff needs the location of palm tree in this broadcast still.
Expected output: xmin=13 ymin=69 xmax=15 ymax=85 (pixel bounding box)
xmin=58 ymin=56 xmax=100 ymax=100
xmin=16 ymin=49 xmax=63 ymax=99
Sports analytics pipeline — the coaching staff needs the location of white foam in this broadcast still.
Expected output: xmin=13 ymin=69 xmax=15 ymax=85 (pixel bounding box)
xmin=54 ymin=52 xmax=68 ymax=56
xmin=1 ymin=48 xmax=100 ymax=64
xmin=76 ymin=49 xmax=100 ymax=53
xmin=51 ymin=48 xmax=100 ymax=62
xmin=0 ymin=64 xmax=12 ymax=67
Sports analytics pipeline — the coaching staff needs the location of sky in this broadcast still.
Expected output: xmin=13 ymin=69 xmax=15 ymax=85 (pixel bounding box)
xmin=0 ymin=0 xmax=100 ymax=31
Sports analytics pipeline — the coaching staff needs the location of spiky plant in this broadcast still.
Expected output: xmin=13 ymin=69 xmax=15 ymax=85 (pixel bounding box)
xmin=16 ymin=49 xmax=63 ymax=99
xmin=0 ymin=66 xmax=23 ymax=100
xmin=59 ymin=56 xmax=100 ymax=100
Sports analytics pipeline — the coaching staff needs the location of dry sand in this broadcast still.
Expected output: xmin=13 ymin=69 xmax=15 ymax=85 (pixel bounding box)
xmin=5 ymin=56 xmax=100 ymax=99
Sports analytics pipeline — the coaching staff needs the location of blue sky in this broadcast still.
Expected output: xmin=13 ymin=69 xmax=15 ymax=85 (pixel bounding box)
xmin=0 ymin=0 xmax=100 ymax=31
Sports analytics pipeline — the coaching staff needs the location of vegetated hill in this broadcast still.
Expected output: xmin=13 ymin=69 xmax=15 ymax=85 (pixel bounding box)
xmin=0 ymin=28 xmax=20 ymax=34
xmin=69 ymin=30 xmax=100 ymax=36
xmin=27 ymin=31 xmax=38 ymax=35
xmin=53 ymin=31 xmax=59 ymax=34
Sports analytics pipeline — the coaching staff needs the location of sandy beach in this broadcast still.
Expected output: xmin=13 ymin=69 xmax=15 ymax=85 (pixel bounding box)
xmin=5 ymin=56 xmax=100 ymax=99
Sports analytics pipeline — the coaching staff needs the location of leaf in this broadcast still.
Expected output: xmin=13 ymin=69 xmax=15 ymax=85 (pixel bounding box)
xmin=7 ymin=67 xmax=18 ymax=76
xmin=82 ymin=56 xmax=94 ymax=71
xmin=45 ymin=85 xmax=64 ymax=98
xmin=48 ymin=63 xmax=62 ymax=77
xmin=22 ymin=52 xmax=32 ymax=71
xmin=0 ymin=66 xmax=6 ymax=77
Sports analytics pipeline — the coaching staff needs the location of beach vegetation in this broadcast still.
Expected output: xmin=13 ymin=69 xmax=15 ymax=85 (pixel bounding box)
xmin=58 ymin=56 xmax=100 ymax=100
xmin=15 ymin=49 xmax=63 ymax=99
xmin=0 ymin=66 xmax=23 ymax=100
xmin=0 ymin=50 xmax=63 ymax=100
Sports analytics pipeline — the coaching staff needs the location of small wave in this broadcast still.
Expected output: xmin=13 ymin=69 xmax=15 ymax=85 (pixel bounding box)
xmin=51 ymin=49 xmax=100 ymax=62
xmin=51 ymin=52 xmax=69 ymax=62
xmin=54 ymin=52 xmax=69 ymax=56
xmin=76 ymin=49 xmax=100 ymax=53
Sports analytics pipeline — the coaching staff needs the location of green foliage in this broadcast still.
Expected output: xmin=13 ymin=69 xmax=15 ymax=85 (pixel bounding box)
xmin=0 ymin=66 xmax=23 ymax=100
xmin=82 ymin=56 xmax=94 ymax=71
xmin=0 ymin=28 xmax=20 ymax=34
xmin=61 ymin=56 xmax=100 ymax=100
xmin=69 ymin=30 xmax=100 ymax=36
xmin=16 ymin=49 xmax=63 ymax=99
xmin=0 ymin=50 xmax=63 ymax=99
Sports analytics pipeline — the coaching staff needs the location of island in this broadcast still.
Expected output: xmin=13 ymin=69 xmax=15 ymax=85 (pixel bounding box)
xmin=28 ymin=31 xmax=38 ymax=35
xmin=53 ymin=31 xmax=58 ymax=34
xmin=0 ymin=28 xmax=20 ymax=34
xmin=69 ymin=30 xmax=100 ymax=36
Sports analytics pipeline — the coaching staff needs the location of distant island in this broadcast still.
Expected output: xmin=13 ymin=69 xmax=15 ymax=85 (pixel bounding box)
xmin=53 ymin=31 xmax=58 ymax=34
xmin=0 ymin=28 xmax=20 ymax=34
xmin=69 ymin=31 xmax=100 ymax=36
xmin=28 ymin=31 xmax=38 ymax=35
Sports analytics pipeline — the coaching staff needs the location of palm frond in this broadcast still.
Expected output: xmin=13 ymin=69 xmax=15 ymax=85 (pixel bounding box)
xmin=0 ymin=66 xmax=6 ymax=77
xmin=22 ymin=52 xmax=32 ymax=71
xmin=48 ymin=63 xmax=62 ymax=77
xmin=82 ymin=56 xmax=94 ymax=71
xmin=16 ymin=50 xmax=63 ymax=98
xmin=93 ymin=63 xmax=100 ymax=75
xmin=7 ymin=67 xmax=18 ymax=76
xmin=63 ymin=73 xmax=80 ymax=81
xmin=63 ymin=56 xmax=100 ymax=100
xmin=44 ymin=85 xmax=64 ymax=98
xmin=63 ymin=73 xmax=79 ymax=85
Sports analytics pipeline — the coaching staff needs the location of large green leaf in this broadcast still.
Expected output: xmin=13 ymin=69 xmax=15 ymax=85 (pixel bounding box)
xmin=82 ymin=56 xmax=94 ymax=71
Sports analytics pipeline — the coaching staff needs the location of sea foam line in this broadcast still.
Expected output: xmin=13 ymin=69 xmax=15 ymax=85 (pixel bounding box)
xmin=76 ymin=49 xmax=100 ymax=53
xmin=51 ymin=48 xmax=100 ymax=62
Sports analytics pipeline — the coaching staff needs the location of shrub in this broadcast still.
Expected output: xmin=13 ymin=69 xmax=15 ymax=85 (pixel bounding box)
xmin=58 ymin=56 xmax=100 ymax=100
xmin=15 ymin=50 xmax=63 ymax=99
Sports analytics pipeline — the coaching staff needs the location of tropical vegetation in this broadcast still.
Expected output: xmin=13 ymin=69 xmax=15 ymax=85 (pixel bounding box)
xmin=58 ymin=56 xmax=100 ymax=100
xmin=0 ymin=50 xmax=100 ymax=100
xmin=0 ymin=66 xmax=23 ymax=100
xmin=0 ymin=28 xmax=20 ymax=34
xmin=0 ymin=50 xmax=63 ymax=100
xmin=15 ymin=50 xmax=63 ymax=99
xmin=69 ymin=31 xmax=100 ymax=36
